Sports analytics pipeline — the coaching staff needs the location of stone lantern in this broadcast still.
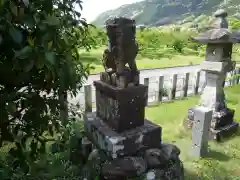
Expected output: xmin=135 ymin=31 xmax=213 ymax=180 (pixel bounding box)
xmin=186 ymin=9 xmax=240 ymax=141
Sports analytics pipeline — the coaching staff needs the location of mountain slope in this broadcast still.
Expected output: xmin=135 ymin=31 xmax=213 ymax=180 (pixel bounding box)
xmin=92 ymin=0 xmax=240 ymax=27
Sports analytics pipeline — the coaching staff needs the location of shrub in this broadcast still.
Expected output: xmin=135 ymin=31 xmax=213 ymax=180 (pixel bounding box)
xmin=0 ymin=0 xmax=94 ymax=175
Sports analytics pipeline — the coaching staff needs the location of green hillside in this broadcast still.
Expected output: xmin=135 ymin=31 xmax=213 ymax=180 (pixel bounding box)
xmin=92 ymin=0 xmax=240 ymax=27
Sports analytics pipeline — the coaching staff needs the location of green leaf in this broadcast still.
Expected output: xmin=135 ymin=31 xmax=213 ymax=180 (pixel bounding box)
xmin=24 ymin=59 xmax=34 ymax=72
xmin=14 ymin=46 xmax=32 ymax=59
xmin=63 ymin=34 xmax=69 ymax=45
xmin=35 ymin=58 xmax=44 ymax=69
xmin=30 ymin=139 xmax=38 ymax=156
xmin=0 ymin=34 xmax=2 ymax=45
xmin=44 ymin=16 xmax=60 ymax=26
xmin=20 ymin=160 xmax=29 ymax=174
xmin=10 ymin=2 xmax=18 ymax=16
xmin=9 ymin=27 xmax=23 ymax=44
xmin=39 ymin=142 xmax=46 ymax=154
xmin=45 ymin=51 xmax=56 ymax=65
xmin=80 ymin=19 xmax=88 ymax=27
xmin=9 ymin=148 xmax=18 ymax=157
xmin=6 ymin=102 xmax=16 ymax=113
xmin=48 ymin=41 xmax=53 ymax=49
xmin=48 ymin=125 xmax=54 ymax=136
xmin=21 ymin=135 xmax=29 ymax=149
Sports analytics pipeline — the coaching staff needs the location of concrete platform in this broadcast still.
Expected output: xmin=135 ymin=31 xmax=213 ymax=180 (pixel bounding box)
xmin=84 ymin=112 xmax=162 ymax=158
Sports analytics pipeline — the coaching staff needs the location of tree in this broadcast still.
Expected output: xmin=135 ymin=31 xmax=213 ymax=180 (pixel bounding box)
xmin=229 ymin=17 xmax=240 ymax=30
xmin=0 ymin=0 xmax=94 ymax=173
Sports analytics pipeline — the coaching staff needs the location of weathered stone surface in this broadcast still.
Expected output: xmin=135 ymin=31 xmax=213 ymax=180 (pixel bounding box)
xmin=99 ymin=144 xmax=183 ymax=180
xmin=185 ymin=107 xmax=239 ymax=142
xmin=145 ymin=144 xmax=181 ymax=169
xmin=145 ymin=158 xmax=184 ymax=180
xmin=102 ymin=17 xmax=139 ymax=88
xmin=94 ymin=80 xmax=148 ymax=132
xmin=191 ymin=106 xmax=212 ymax=157
xmin=201 ymin=61 xmax=227 ymax=73
xmin=199 ymin=72 xmax=226 ymax=112
xmin=212 ymin=9 xmax=228 ymax=29
xmin=205 ymin=43 xmax=232 ymax=62
xmin=159 ymin=143 xmax=181 ymax=162
xmin=84 ymin=112 xmax=162 ymax=158
xmin=212 ymin=108 xmax=234 ymax=129
xmin=145 ymin=148 xmax=163 ymax=169
xmin=210 ymin=122 xmax=239 ymax=141
xmin=101 ymin=156 xmax=147 ymax=180
xmin=100 ymin=68 xmax=140 ymax=87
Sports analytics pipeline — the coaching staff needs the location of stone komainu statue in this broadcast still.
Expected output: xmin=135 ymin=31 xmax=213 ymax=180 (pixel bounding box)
xmin=101 ymin=17 xmax=139 ymax=88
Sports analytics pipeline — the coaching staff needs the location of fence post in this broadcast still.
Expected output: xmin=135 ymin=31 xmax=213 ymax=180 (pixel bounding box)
xmin=84 ymin=85 xmax=92 ymax=113
xmin=229 ymin=71 xmax=233 ymax=86
xmin=232 ymin=69 xmax=237 ymax=86
xmin=169 ymin=74 xmax=177 ymax=100
xmin=237 ymin=68 xmax=240 ymax=84
xmin=144 ymin=77 xmax=149 ymax=105
xmin=182 ymin=72 xmax=190 ymax=97
xmin=233 ymin=68 xmax=239 ymax=85
xmin=193 ymin=71 xmax=200 ymax=95
xmin=158 ymin=76 xmax=164 ymax=102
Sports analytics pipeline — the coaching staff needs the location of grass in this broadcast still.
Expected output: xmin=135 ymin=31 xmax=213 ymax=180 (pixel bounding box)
xmin=80 ymin=47 xmax=240 ymax=74
xmin=145 ymin=84 xmax=240 ymax=179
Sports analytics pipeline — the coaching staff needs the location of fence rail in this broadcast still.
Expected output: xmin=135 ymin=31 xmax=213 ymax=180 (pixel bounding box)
xmin=68 ymin=67 xmax=240 ymax=112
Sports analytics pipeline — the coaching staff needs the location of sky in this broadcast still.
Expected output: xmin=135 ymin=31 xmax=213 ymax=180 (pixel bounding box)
xmin=81 ymin=0 xmax=142 ymax=22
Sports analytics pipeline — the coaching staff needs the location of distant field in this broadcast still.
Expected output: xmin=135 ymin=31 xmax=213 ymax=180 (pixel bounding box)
xmin=79 ymin=47 xmax=240 ymax=74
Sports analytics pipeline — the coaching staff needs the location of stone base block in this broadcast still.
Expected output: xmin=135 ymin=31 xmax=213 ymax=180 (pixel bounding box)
xmin=210 ymin=122 xmax=239 ymax=141
xmin=212 ymin=108 xmax=234 ymax=129
xmin=84 ymin=112 xmax=162 ymax=158
xmin=94 ymin=80 xmax=148 ymax=132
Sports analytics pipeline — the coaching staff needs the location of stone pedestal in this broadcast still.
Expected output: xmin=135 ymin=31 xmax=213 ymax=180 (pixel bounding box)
xmin=82 ymin=17 xmax=184 ymax=180
xmin=83 ymin=81 xmax=184 ymax=179
xmin=84 ymin=112 xmax=162 ymax=158
xmin=83 ymin=82 xmax=184 ymax=179
xmin=94 ymin=80 xmax=147 ymax=132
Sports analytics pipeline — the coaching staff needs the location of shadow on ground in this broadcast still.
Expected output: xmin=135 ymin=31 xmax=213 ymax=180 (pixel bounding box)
xmin=204 ymin=149 xmax=230 ymax=161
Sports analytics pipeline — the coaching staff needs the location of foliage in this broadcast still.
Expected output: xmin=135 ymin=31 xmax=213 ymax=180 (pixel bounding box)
xmin=0 ymin=0 xmax=95 ymax=174
xmin=229 ymin=17 xmax=240 ymax=30
xmin=84 ymin=27 xmax=204 ymax=59
xmin=79 ymin=26 xmax=240 ymax=74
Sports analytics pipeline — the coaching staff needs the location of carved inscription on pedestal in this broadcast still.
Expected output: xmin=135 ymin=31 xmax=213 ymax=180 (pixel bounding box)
xmin=96 ymin=90 xmax=120 ymax=122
